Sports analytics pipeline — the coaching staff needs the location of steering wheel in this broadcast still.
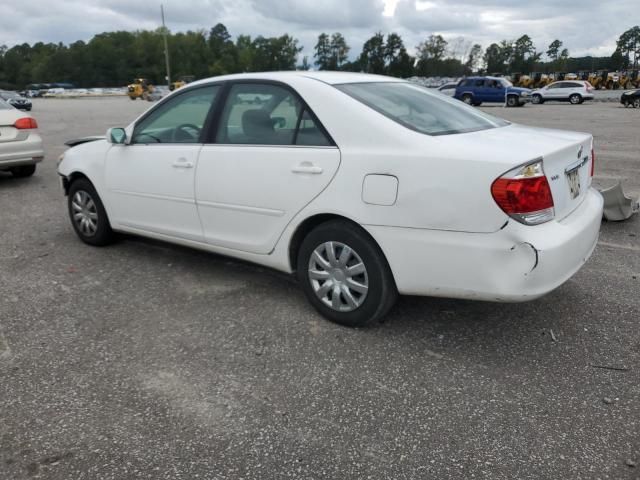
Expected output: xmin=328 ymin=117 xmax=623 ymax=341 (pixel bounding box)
xmin=171 ymin=123 xmax=201 ymax=142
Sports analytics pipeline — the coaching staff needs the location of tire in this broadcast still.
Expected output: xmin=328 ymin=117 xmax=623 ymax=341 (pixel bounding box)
xmin=569 ymin=94 xmax=582 ymax=105
xmin=634 ymin=99 xmax=640 ymax=109
xmin=296 ymin=220 xmax=397 ymax=327
xmin=462 ymin=94 xmax=473 ymax=105
xmin=67 ymin=178 xmax=115 ymax=246
xmin=129 ymin=96 xmax=136 ymax=100
xmin=10 ymin=165 xmax=36 ymax=177
xmin=506 ymin=95 xmax=518 ymax=107
xmin=473 ymin=101 xmax=482 ymax=106
xmin=532 ymin=94 xmax=543 ymax=105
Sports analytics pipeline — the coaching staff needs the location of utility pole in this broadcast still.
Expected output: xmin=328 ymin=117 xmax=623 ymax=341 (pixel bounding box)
xmin=161 ymin=4 xmax=171 ymax=88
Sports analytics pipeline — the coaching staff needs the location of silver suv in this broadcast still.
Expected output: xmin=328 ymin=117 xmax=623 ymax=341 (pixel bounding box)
xmin=531 ymin=81 xmax=595 ymax=105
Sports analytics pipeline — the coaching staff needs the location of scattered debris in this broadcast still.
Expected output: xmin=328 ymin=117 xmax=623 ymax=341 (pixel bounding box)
xmin=603 ymin=397 xmax=614 ymax=405
xmin=626 ymin=459 xmax=637 ymax=468
xmin=550 ymin=329 xmax=557 ymax=342
xmin=599 ymin=182 xmax=639 ymax=221
xmin=591 ymin=364 xmax=630 ymax=372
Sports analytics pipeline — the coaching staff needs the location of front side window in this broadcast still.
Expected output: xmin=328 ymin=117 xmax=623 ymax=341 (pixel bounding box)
xmin=336 ymin=82 xmax=509 ymax=136
xmin=216 ymin=83 xmax=331 ymax=146
xmin=132 ymin=85 xmax=220 ymax=144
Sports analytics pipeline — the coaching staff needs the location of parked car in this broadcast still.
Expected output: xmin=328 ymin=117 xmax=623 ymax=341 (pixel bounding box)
xmin=620 ymin=89 xmax=640 ymax=108
xmin=58 ymin=72 xmax=602 ymax=327
xmin=531 ymin=81 xmax=594 ymax=105
xmin=0 ymin=99 xmax=44 ymax=177
xmin=0 ymin=91 xmax=32 ymax=111
xmin=437 ymin=82 xmax=458 ymax=97
xmin=454 ymin=76 xmax=532 ymax=107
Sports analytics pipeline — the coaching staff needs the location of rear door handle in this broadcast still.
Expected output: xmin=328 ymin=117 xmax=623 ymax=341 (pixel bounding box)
xmin=172 ymin=158 xmax=194 ymax=169
xmin=292 ymin=162 xmax=323 ymax=174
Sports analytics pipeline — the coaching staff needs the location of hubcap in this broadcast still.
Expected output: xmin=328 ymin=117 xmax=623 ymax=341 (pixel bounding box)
xmin=71 ymin=190 xmax=98 ymax=236
xmin=308 ymin=241 xmax=368 ymax=312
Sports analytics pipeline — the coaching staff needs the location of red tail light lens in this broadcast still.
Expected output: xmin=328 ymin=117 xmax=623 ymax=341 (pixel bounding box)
xmin=491 ymin=160 xmax=555 ymax=225
xmin=590 ymin=148 xmax=595 ymax=177
xmin=14 ymin=117 xmax=38 ymax=129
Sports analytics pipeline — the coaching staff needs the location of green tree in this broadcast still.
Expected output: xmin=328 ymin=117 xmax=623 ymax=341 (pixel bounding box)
xmin=330 ymin=33 xmax=350 ymax=69
xmin=465 ymin=44 xmax=483 ymax=73
xmin=314 ymin=33 xmax=332 ymax=69
xmin=358 ymin=32 xmax=386 ymax=74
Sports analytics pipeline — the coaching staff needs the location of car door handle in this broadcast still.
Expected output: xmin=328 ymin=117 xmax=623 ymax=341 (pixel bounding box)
xmin=292 ymin=162 xmax=323 ymax=174
xmin=172 ymin=158 xmax=194 ymax=169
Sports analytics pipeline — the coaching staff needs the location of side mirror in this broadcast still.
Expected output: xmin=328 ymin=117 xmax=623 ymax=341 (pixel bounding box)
xmin=107 ymin=127 xmax=127 ymax=144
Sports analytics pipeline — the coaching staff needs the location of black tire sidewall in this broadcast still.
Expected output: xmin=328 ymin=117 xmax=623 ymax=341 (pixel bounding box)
xmin=67 ymin=179 xmax=114 ymax=246
xmin=506 ymin=96 xmax=518 ymax=107
xmin=11 ymin=165 xmax=36 ymax=177
xmin=296 ymin=221 xmax=397 ymax=327
xmin=570 ymin=94 xmax=581 ymax=104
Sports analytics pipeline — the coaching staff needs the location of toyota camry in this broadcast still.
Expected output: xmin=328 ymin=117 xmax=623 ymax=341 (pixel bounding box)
xmin=57 ymin=72 xmax=603 ymax=327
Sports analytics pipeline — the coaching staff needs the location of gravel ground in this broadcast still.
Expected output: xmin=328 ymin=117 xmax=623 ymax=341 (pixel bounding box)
xmin=1 ymin=97 xmax=639 ymax=480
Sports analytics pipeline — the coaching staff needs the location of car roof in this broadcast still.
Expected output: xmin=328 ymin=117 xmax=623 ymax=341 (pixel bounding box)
xmin=188 ymin=71 xmax=404 ymax=88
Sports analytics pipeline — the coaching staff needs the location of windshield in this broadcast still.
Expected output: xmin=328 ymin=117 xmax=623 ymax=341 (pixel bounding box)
xmin=336 ymin=82 xmax=509 ymax=136
xmin=501 ymin=79 xmax=513 ymax=87
xmin=0 ymin=99 xmax=12 ymax=110
xmin=0 ymin=92 xmax=19 ymax=99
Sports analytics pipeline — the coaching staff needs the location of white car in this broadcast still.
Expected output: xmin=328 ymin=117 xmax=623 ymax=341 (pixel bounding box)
xmin=58 ymin=72 xmax=603 ymax=327
xmin=0 ymin=99 xmax=44 ymax=177
xmin=437 ymin=82 xmax=458 ymax=97
xmin=532 ymin=80 xmax=595 ymax=105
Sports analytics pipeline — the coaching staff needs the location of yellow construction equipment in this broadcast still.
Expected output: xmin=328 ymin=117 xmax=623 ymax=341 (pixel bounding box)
xmin=589 ymin=71 xmax=609 ymax=90
xmin=127 ymin=78 xmax=154 ymax=100
xmin=169 ymin=75 xmax=195 ymax=91
xmin=619 ymin=70 xmax=640 ymax=89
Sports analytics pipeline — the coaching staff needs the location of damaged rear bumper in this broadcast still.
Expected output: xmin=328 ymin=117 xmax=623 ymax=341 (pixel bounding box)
xmin=364 ymin=188 xmax=604 ymax=301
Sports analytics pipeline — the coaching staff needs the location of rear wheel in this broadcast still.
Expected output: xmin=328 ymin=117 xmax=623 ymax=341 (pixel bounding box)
xmin=67 ymin=178 xmax=115 ymax=246
xmin=10 ymin=165 xmax=36 ymax=177
xmin=296 ymin=220 xmax=397 ymax=327
xmin=634 ymin=99 xmax=640 ymax=108
xmin=569 ymin=94 xmax=582 ymax=104
xmin=462 ymin=94 xmax=473 ymax=105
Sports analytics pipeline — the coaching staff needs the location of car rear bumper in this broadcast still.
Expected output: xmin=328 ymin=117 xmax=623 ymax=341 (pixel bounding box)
xmin=365 ymin=188 xmax=603 ymax=302
xmin=0 ymin=133 xmax=44 ymax=168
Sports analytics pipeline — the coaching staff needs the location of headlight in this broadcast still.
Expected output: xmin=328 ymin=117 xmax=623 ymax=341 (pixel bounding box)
xmin=520 ymin=92 xmax=529 ymax=97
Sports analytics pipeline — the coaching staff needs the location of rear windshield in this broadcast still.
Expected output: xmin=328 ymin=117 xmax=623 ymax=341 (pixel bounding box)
xmin=335 ymin=82 xmax=509 ymax=136
xmin=0 ymin=99 xmax=11 ymax=110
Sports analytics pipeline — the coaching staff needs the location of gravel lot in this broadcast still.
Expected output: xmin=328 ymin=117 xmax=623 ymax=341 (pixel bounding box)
xmin=1 ymin=97 xmax=639 ymax=479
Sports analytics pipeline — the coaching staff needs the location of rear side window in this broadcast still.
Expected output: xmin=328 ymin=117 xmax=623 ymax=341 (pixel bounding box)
xmin=216 ymin=83 xmax=332 ymax=146
xmin=336 ymin=82 xmax=509 ymax=136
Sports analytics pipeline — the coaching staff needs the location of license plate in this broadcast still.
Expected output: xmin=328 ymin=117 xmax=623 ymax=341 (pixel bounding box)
xmin=566 ymin=169 xmax=581 ymax=199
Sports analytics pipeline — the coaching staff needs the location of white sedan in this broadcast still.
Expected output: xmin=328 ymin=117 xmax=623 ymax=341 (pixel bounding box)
xmin=58 ymin=72 xmax=603 ymax=327
xmin=0 ymin=99 xmax=44 ymax=177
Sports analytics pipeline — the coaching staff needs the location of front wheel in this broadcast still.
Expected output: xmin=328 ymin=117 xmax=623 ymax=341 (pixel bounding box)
xmin=67 ymin=178 xmax=115 ymax=246
xmin=297 ymin=220 xmax=397 ymax=327
xmin=634 ymin=99 xmax=640 ymax=108
xmin=506 ymin=95 xmax=519 ymax=107
xmin=531 ymin=94 xmax=543 ymax=105
xmin=569 ymin=94 xmax=582 ymax=105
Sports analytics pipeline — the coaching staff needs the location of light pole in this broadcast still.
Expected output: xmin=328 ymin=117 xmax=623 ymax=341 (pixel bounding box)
xmin=161 ymin=4 xmax=171 ymax=88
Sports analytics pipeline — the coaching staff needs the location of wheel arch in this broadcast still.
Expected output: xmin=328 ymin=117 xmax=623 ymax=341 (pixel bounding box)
xmin=62 ymin=171 xmax=92 ymax=196
xmin=288 ymin=213 xmax=391 ymax=274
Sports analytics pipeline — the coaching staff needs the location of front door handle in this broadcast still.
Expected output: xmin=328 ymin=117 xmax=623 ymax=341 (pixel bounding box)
xmin=292 ymin=162 xmax=323 ymax=174
xmin=172 ymin=158 xmax=194 ymax=169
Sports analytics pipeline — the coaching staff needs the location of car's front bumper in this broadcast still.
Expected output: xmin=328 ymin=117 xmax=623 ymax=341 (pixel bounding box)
xmin=0 ymin=132 xmax=44 ymax=169
xmin=365 ymin=188 xmax=603 ymax=301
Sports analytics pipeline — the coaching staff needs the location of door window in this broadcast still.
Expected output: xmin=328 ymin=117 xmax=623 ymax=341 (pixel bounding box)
xmin=132 ymin=86 xmax=220 ymax=144
xmin=215 ymin=83 xmax=331 ymax=146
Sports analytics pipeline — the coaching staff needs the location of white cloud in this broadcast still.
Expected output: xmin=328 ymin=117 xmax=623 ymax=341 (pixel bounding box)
xmin=0 ymin=0 xmax=635 ymax=59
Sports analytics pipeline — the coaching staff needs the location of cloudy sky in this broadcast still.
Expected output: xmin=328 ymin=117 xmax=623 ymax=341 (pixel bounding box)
xmin=2 ymin=0 xmax=636 ymax=59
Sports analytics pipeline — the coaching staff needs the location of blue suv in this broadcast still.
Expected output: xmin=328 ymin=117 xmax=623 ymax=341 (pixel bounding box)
xmin=454 ymin=76 xmax=532 ymax=107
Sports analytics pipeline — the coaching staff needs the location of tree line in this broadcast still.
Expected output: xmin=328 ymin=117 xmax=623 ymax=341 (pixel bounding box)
xmin=0 ymin=24 xmax=638 ymax=90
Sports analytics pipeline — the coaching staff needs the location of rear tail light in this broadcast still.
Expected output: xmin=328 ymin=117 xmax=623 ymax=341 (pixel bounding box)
xmin=590 ymin=148 xmax=595 ymax=177
xmin=491 ymin=160 xmax=555 ymax=225
xmin=14 ymin=117 xmax=38 ymax=129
